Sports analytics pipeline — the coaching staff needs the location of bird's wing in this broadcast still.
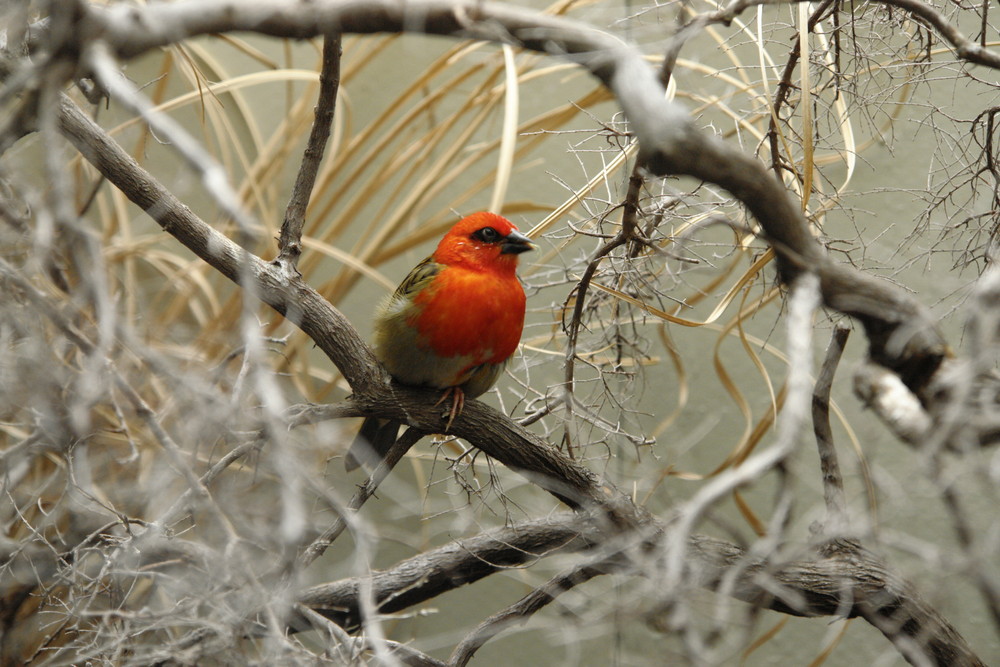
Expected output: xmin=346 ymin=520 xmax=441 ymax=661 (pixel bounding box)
xmin=392 ymin=255 xmax=441 ymax=301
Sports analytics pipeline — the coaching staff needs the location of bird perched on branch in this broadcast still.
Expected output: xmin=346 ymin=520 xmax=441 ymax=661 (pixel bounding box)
xmin=345 ymin=212 xmax=534 ymax=471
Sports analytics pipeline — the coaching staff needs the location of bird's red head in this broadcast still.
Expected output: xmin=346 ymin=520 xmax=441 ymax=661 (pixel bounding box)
xmin=432 ymin=212 xmax=534 ymax=274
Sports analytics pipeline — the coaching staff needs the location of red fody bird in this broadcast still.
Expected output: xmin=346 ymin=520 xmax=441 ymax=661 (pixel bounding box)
xmin=346 ymin=212 xmax=534 ymax=471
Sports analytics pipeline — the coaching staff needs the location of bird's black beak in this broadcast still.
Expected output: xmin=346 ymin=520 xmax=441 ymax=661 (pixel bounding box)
xmin=500 ymin=229 xmax=535 ymax=255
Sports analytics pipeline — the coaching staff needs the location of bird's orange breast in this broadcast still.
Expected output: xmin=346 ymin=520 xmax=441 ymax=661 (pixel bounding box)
xmin=410 ymin=264 xmax=526 ymax=365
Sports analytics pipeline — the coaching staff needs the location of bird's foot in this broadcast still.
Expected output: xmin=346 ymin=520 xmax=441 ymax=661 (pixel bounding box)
xmin=435 ymin=386 xmax=465 ymax=431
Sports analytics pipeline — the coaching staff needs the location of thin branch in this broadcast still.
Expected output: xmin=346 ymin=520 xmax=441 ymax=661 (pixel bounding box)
xmin=297 ymin=513 xmax=601 ymax=631
xmin=877 ymin=0 xmax=1000 ymax=67
xmin=560 ymin=228 xmax=628 ymax=452
xmin=448 ymin=563 xmax=607 ymax=667
xmin=276 ymin=32 xmax=342 ymax=269
xmin=812 ymin=323 xmax=850 ymax=530
xmin=767 ymin=0 xmax=838 ymax=178
xmin=154 ymin=435 xmax=264 ymax=527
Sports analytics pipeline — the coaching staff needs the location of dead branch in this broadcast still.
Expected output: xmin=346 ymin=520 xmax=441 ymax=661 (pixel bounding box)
xmin=277 ymin=32 xmax=342 ymax=269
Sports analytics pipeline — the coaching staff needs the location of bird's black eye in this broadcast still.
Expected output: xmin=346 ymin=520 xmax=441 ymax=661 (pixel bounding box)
xmin=472 ymin=227 xmax=501 ymax=243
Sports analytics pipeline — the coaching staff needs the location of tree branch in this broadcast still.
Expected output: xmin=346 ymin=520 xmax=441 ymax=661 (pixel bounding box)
xmin=297 ymin=515 xmax=985 ymax=667
xmin=276 ymin=32 xmax=342 ymax=269
xmin=296 ymin=513 xmax=602 ymax=631
xmin=812 ymin=323 xmax=850 ymax=529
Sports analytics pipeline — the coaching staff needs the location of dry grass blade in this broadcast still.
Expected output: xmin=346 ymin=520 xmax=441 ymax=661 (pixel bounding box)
xmin=488 ymin=44 xmax=519 ymax=214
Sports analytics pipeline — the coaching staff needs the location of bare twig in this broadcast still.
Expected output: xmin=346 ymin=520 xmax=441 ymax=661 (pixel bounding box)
xmin=276 ymin=32 xmax=342 ymax=269
xmin=448 ymin=563 xmax=607 ymax=667
xmin=812 ymin=323 xmax=851 ymax=530
xmin=766 ymin=0 xmax=838 ymax=178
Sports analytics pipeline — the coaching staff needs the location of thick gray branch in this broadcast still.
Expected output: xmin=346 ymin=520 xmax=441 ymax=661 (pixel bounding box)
xmin=296 ymin=513 xmax=602 ymax=631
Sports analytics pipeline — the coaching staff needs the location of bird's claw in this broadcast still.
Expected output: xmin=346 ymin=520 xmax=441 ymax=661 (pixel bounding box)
xmin=435 ymin=387 xmax=465 ymax=431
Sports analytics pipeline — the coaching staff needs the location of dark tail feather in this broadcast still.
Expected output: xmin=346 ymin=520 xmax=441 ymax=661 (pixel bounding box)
xmin=345 ymin=417 xmax=402 ymax=471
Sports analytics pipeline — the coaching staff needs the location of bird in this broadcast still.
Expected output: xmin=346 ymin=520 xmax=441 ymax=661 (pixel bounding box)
xmin=345 ymin=212 xmax=534 ymax=471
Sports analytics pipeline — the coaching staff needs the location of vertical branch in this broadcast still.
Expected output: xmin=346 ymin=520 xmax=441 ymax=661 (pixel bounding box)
xmin=980 ymin=0 xmax=988 ymax=48
xmin=234 ymin=36 xmax=343 ymax=556
xmin=276 ymin=33 xmax=342 ymax=269
xmin=811 ymin=323 xmax=850 ymax=531
xmin=766 ymin=0 xmax=837 ymax=179
xmin=559 ymin=212 xmax=629 ymax=454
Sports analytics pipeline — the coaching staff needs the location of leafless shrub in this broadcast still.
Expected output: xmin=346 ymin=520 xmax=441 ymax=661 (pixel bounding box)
xmin=2 ymin=0 xmax=999 ymax=665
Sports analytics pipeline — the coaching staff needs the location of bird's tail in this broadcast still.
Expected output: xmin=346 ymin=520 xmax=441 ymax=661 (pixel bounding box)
xmin=345 ymin=417 xmax=402 ymax=471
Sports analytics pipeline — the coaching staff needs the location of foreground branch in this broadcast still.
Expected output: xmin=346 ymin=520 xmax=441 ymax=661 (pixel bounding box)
xmin=296 ymin=514 xmax=603 ymax=631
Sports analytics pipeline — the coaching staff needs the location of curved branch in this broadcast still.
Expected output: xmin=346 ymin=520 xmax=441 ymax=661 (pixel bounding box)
xmin=296 ymin=513 xmax=602 ymax=632
xmin=812 ymin=323 xmax=850 ymax=528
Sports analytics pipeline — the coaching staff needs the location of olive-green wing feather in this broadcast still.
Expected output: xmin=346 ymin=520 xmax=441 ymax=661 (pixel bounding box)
xmin=391 ymin=255 xmax=441 ymax=302
xmin=346 ymin=257 xmax=441 ymax=472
